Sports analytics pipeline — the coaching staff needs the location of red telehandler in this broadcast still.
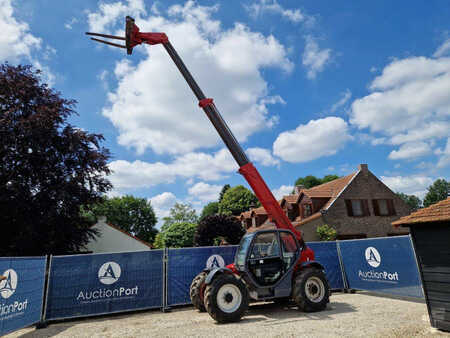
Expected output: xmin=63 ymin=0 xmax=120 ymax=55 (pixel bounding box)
xmin=86 ymin=16 xmax=330 ymax=323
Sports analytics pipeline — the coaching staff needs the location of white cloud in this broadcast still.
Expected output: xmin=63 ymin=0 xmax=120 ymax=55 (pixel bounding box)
xmin=433 ymin=38 xmax=450 ymax=58
xmin=96 ymin=2 xmax=292 ymax=155
xmin=149 ymin=192 xmax=177 ymax=226
xmin=388 ymin=142 xmax=432 ymax=160
xmin=247 ymin=147 xmax=280 ymax=166
xmin=0 ymin=0 xmax=41 ymax=62
xmin=436 ymin=137 xmax=450 ymax=168
xmin=272 ymin=185 xmax=293 ymax=200
xmin=390 ymin=121 xmax=450 ymax=145
xmin=64 ymin=18 xmax=78 ymax=30
xmin=330 ymin=89 xmax=352 ymax=113
xmin=108 ymin=148 xmax=237 ymax=190
xmin=188 ymin=182 xmax=221 ymax=202
xmin=245 ymin=0 xmax=308 ymax=24
xmin=273 ymin=117 xmax=352 ymax=163
xmin=87 ymin=0 xmax=146 ymax=33
xmin=302 ymin=36 xmax=332 ymax=79
xmin=381 ymin=175 xmax=434 ymax=199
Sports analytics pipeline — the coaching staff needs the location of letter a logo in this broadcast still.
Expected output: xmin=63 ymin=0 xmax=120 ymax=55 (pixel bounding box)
xmin=98 ymin=262 xmax=121 ymax=285
xmin=206 ymin=255 xmax=225 ymax=269
xmin=0 ymin=269 xmax=18 ymax=299
xmin=365 ymin=247 xmax=381 ymax=268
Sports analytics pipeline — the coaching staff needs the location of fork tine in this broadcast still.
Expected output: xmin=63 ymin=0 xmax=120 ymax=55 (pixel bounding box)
xmin=90 ymin=38 xmax=126 ymax=49
xmin=86 ymin=32 xmax=126 ymax=41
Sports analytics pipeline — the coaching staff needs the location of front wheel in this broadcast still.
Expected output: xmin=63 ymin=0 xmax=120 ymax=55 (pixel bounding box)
xmin=190 ymin=271 xmax=207 ymax=312
xmin=292 ymin=268 xmax=330 ymax=312
xmin=204 ymin=274 xmax=249 ymax=323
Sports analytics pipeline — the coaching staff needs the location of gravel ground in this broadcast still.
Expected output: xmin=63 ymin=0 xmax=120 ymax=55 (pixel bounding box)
xmin=6 ymin=292 xmax=450 ymax=338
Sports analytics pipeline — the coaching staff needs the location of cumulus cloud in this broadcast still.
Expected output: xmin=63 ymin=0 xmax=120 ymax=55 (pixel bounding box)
xmin=149 ymin=192 xmax=177 ymax=226
xmin=0 ymin=0 xmax=41 ymax=62
xmin=433 ymin=38 xmax=450 ymax=58
xmin=388 ymin=142 xmax=432 ymax=160
xmin=108 ymin=148 xmax=237 ymax=190
xmin=247 ymin=147 xmax=280 ymax=166
xmin=436 ymin=137 xmax=450 ymax=168
xmin=272 ymin=185 xmax=293 ymax=200
xmin=302 ymin=36 xmax=332 ymax=79
xmin=273 ymin=117 xmax=352 ymax=163
xmin=93 ymin=1 xmax=292 ymax=155
xmin=245 ymin=0 xmax=308 ymax=24
xmin=188 ymin=182 xmax=221 ymax=202
xmin=381 ymin=175 xmax=434 ymax=199
xmin=330 ymin=89 xmax=352 ymax=113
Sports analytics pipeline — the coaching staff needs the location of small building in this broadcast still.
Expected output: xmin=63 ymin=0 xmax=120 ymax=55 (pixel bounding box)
xmin=84 ymin=217 xmax=153 ymax=253
xmin=392 ymin=197 xmax=450 ymax=332
xmin=240 ymin=164 xmax=411 ymax=241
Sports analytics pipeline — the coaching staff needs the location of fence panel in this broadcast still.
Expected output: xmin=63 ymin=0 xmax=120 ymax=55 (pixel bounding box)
xmin=339 ymin=236 xmax=423 ymax=298
xmin=0 ymin=256 xmax=46 ymax=336
xmin=307 ymin=241 xmax=345 ymax=289
xmin=167 ymin=246 xmax=238 ymax=306
xmin=45 ymin=250 xmax=163 ymax=320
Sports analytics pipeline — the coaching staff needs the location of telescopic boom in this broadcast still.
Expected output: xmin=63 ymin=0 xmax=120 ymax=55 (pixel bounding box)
xmin=86 ymin=16 xmax=302 ymax=241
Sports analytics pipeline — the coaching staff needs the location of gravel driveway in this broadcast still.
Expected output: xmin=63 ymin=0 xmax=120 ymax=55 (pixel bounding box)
xmin=6 ymin=293 xmax=450 ymax=338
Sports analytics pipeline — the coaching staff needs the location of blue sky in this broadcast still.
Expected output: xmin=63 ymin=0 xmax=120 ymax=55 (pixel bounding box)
xmin=4 ymin=0 xmax=450 ymax=224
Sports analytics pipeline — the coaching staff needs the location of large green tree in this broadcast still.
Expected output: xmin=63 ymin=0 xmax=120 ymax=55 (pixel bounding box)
xmin=194 ymin=214 xmax=245 ymax=246
xmin=85 ymin=195 xmax=158 ymax=243
xmin=161 ymin=203 xmax=198 ymax=231
xmin=396 ymin=192 xmax=422 ymax=211
xmin=423 ymin=179 xmax=449 ymax=208
xmin=218 ymin=185 xmax=259 ymax=216
xmin=0 ymin=64 xmax=111 ymax=256
xmin=218 ymin=184 xmax=231 ymax=203
xmin=200 ymin=201 xmax=219 ymax=219
xmin=164 ymin=222 xmax=197 ymax=248
xmin=293 ymin=174 xmax=340 ymax=191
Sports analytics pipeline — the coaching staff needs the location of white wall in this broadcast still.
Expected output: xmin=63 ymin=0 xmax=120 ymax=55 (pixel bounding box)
xmin=85 ymin=218 xmax=151 ymax=253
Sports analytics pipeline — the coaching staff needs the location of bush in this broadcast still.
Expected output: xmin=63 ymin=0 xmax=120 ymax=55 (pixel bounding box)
xmin=316 ymin=224 xmax=337 ymax=241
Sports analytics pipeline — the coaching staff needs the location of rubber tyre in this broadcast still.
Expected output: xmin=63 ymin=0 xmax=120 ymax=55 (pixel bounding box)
xmin=190 ymin=271 xmax=207 ymax=312
xmin=204 ymin=274 xmax=249 ymax=323
xmin=292 ymin=268 xmax=330 ymax=312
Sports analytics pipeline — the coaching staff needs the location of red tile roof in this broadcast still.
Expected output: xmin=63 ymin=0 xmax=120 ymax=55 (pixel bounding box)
xmin=251 ymin=206 xmax=267 ymax=215
xmin=392 ymin=197 xmax=450 ymax=226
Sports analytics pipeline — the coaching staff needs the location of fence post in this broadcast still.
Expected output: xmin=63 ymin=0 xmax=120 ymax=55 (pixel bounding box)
xmin=336 ymin=241 xmax=350 ymax=291
xmin=36 ymin=255 xmax=51 ymax=329
xmin=162 ymin=248 xmax=171 ymax=312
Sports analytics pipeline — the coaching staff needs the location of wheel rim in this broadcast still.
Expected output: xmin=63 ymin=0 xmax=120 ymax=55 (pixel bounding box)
xmin=217 ymin=283 xmax=242 ymax=313
xmin=305 ymin=276 xmax=325 ymax=303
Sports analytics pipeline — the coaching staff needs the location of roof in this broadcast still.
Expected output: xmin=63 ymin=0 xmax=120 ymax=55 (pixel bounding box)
xmin=392 ymin=197 xmax=450 ymax=227
xmin=293 ymin=212 xmax=322 ymax=227
xmin=251 ymin=206 xmax=267 ymax=215
xmin=92 ymin=221 xmax=154 ymax=248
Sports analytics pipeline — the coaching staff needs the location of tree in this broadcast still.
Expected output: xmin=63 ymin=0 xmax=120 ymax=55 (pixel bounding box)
xmin=161 ymin=203 xmax=198 ymax=231
xmin=0 ymin=64 xmax=111 ymax=256
xmin=396 ymin=192 xmax=422 ymax=211
xmin=200 ymin=201 xmax=219 ymax=219
xmin=194 ymin=214 xmax=245 ymax=246
xmin=316 ymin=224 xmax=337 ymax=241
xmin=84 ymin=195 xmax=158 ymax=243
xmin=153 ymin=232 xmax=165 ymax=249
xmin=294 ymin=175 xmax=322 ymax=189
xmin=423 ymin=179 xmax=449 ymax=208
xmin=322 ymin=175 xmax=340 ymax=184
xmin=218 ymin=185 xmax=259 ymax=216
xmin=219 ymin=184 xmax=231 ymax=203
xmin=164 ymin=222 xmax=197 ymax=248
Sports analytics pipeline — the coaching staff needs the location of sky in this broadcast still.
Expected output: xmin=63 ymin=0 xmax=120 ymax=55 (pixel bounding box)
xmin=3 ymin=0 xmax=449 ymax=226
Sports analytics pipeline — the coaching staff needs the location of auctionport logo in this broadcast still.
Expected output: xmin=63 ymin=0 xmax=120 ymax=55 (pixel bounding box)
xmin=206 ymin=255 xmax=225 ymax=269
xmin=358 ymin=246 xmax=399 ymax=283
xmin=77 ymin=261 xmax=138 ymax=302
xmin=0 ymin=269 xmax=17 ymax=299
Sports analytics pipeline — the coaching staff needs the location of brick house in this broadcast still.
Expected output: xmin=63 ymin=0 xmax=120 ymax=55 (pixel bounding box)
xmin=240 ymin=164 xmax=411 ymax=241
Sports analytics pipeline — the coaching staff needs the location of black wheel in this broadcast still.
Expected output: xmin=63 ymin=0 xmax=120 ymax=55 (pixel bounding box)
xmin=190 ymin=271 xmax=207 ymax=312
xmin=292 ymin=268 xmax=330 ymax=312
xmin=204 ymin=274 xmax=249 ymax=323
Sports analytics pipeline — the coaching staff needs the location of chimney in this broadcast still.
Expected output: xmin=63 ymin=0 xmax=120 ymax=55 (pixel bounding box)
xmin=294 ymin=185 xmax=305 ymax=194
xmin=358 ymin=164 xmax=368 ymax=176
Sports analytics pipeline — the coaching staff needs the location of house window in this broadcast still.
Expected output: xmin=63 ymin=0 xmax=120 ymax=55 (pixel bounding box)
xmin=345 ymin=200 xmax=370 ymax=217
xmin=373 ymin=199 xmax=396 ymax=216
xmin=303 ymin=204 xmax=312 ymax=217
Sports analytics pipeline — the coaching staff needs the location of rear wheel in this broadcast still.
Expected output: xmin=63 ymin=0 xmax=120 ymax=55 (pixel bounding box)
xmin=204 ymin=274 xmax=249 ymax=323
xmin=190 ymin=271 xmax=207 ymax=312
xmin=293 ymin=268 xmax=329 ymax=312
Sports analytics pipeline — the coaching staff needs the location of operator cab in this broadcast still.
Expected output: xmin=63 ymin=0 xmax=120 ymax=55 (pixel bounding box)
xmin=235 ymin=229 xmax=300 ymax=287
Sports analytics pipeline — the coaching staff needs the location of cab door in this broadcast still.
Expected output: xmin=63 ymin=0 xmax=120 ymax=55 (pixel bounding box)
xmin=247 ymin=231 xmax=283 ymax=286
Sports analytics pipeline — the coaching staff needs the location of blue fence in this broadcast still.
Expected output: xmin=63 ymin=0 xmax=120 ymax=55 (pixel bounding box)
xmin=308 ymin=242 xmax=345 ymax=289
xmin=167 ymin=246 xmax=238 ymax=306
xmin=45 ymin=250 xmax=164 ymax=320
xmin=339 ymin=236 xmax=423 ymax=298
xmin=0 ymin=256 xmax=46 ymax=336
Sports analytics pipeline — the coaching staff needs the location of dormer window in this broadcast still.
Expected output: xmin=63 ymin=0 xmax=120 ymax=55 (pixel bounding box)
xmin=303 ymin=204 xmax=312 ymax=217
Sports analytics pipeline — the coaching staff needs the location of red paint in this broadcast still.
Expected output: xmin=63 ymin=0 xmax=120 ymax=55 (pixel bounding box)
xmin=128 ymin=21 xmax=168 ymax=50
xmin=199 ymin=98 xmax=214 ymax=108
